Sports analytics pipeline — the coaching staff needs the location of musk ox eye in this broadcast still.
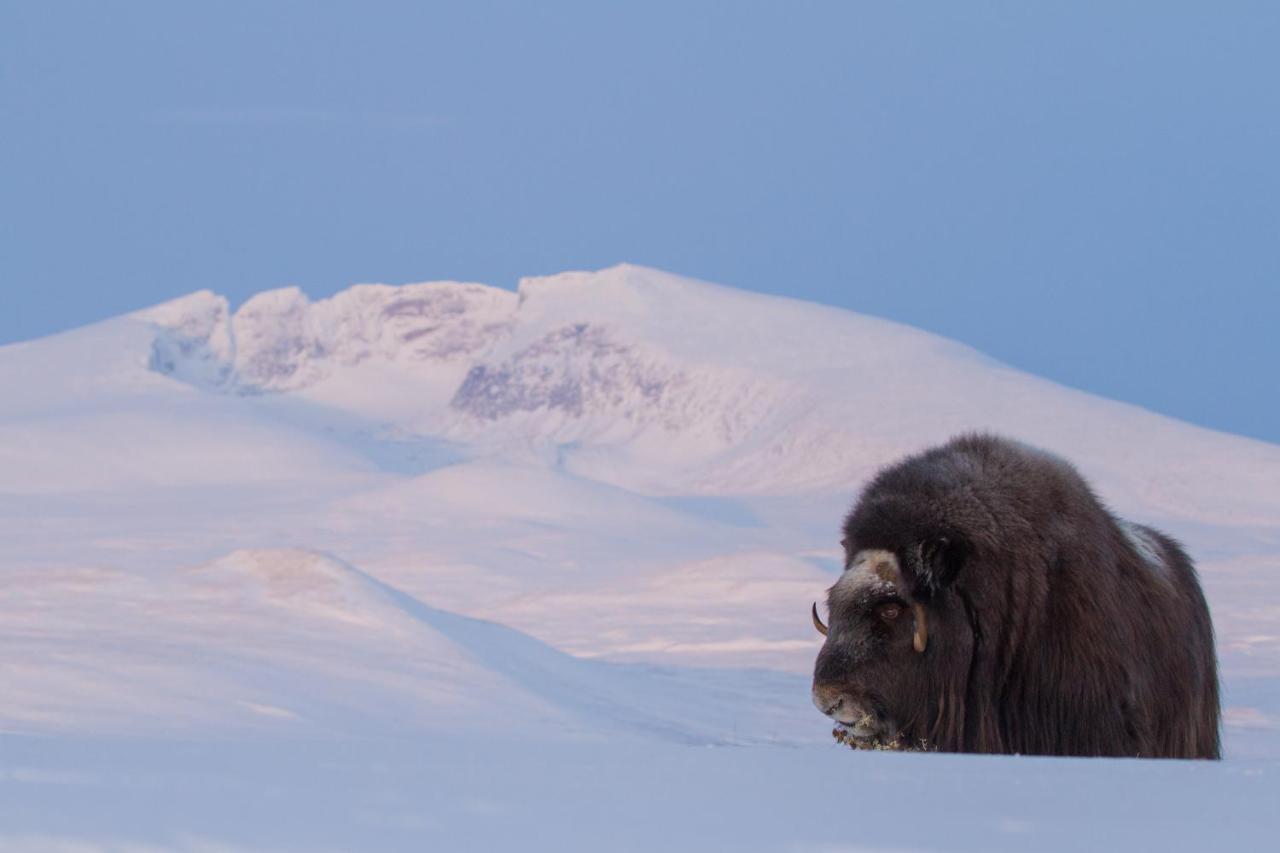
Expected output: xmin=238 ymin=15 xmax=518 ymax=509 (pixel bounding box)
xmin=878 ymin=603 xmax=901 ymax=622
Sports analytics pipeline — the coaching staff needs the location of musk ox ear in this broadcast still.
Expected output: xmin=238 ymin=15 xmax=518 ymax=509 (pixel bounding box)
xmin=917 ymin=535 xmax=967 ymax=596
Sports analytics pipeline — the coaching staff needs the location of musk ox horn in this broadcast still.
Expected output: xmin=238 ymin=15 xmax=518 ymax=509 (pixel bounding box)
xmin=812 ymin=602 xmax=829 ymax=636
xmin=912 ymin=602 xmax=928 ymax=653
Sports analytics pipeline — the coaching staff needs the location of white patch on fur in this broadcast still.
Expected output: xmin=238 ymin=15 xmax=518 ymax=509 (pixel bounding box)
xmin=832 ymin=548 xmax=900 ymax=599
xmin=1122 ymin=522 xmax=1167 ymax=576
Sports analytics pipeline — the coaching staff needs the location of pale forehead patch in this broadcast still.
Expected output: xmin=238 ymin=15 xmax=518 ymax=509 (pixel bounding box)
xmin=832 ymin=548 xmax=901 ymax=599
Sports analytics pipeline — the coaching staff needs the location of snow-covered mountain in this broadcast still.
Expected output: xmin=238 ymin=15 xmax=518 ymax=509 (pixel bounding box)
xmin=3 ymin=264 xmax=1280 ymax=850
xmin=127 ymin=263 xmax=1280 ymax=519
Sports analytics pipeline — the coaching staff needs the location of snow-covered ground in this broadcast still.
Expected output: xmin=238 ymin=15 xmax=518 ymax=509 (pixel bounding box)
xmin=1 ymin=265 xmax=1277 ymax=850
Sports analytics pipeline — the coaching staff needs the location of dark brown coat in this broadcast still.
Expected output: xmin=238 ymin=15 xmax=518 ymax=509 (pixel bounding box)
xmin=811 ymin=434 xmax=1220 ymax=758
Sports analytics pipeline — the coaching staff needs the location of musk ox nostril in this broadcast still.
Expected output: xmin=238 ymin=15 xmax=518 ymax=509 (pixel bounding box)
xmin=812 ymin=683 xmax=846 ymax=717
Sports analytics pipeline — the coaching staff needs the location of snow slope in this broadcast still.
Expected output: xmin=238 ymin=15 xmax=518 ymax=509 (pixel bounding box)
xmin=2 ymin=547 xmax=808 ymax=744
xmin=2 ymin=264 xmax=1279 ymax=850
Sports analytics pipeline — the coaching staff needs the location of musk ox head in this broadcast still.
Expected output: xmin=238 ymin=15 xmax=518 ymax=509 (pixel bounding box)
xmin=811 ymin=511 xmax=973 ymax=751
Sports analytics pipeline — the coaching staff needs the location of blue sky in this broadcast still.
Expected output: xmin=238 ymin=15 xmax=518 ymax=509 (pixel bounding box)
xmin=3 ymin=2 xmax=1278 ymax=443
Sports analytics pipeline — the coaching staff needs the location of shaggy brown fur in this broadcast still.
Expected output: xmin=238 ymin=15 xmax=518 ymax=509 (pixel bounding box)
xmin=812 ymin=434 xmax=1220 ymax=759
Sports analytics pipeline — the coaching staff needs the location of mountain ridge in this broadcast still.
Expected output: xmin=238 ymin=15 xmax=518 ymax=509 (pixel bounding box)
xmin=5 ymin=263 xmax=1279 ymax=523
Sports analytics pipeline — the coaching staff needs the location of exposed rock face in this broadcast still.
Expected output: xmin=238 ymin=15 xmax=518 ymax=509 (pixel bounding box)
xmin=452 ymin=323 xmax=675 ymax=421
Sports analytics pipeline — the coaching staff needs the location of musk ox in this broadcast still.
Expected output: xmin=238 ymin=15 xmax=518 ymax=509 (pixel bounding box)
xmin=811 ymin=434 xmax=1220 ymax=759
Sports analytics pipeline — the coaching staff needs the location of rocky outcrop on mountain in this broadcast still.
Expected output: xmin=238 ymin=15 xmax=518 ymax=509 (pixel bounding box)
xmin=144 ymin=281 xmax=516 ymax=393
